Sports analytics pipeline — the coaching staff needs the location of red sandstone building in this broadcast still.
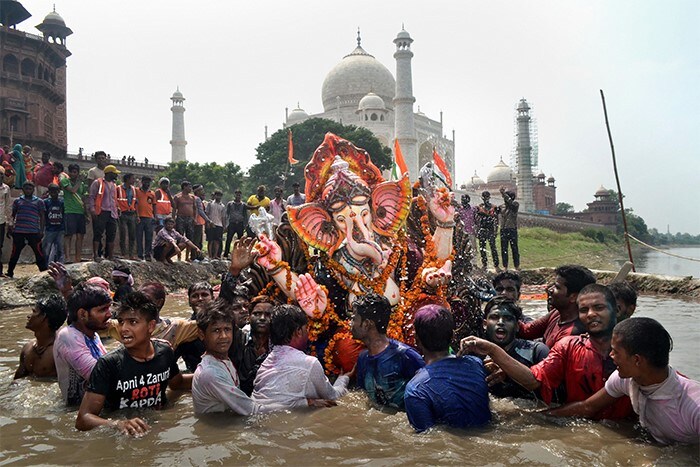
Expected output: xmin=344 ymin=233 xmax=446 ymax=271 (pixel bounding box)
xmin=1 ymin=1 xmax=71 ymax=158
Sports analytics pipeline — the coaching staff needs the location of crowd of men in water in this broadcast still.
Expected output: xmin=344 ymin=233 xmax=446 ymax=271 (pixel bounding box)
xmin=11 ymin=247 xmax=700 ymax=445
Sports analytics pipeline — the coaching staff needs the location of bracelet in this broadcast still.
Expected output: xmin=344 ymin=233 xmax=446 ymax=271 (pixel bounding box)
xmin=435 ymin=219 xmax=456 ymax=229
xmin=267 ymin=263 xmax=285 ymax=275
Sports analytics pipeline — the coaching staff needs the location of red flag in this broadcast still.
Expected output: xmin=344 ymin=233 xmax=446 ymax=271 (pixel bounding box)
xmin=288 ymin=129 xmax=299 ymax=165
xmin=393 ymin=139 xmax=408 ymax=177
xmin=432 ymin=148 xmax=452 ymax=187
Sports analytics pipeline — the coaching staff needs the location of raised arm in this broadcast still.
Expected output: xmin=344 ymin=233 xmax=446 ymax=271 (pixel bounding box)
xmin=460 ymin=336 xmax=540 ymax=391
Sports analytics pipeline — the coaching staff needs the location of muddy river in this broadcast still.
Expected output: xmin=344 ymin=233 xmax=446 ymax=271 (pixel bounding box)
xmin=0 ymin=294 xmax=698 ymax=465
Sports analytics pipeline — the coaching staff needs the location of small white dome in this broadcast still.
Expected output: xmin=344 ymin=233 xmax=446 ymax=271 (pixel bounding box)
xmin=358 ymin=92 xmax=385 ymax=111
xmin=287 ymin=107 xmax=309 ymax=125
xmin=469 ymin=171 xmax=486 ymax=187
xmin=395 ymin=29 xmax=411 ymax=40
xmin=487 ymin=159 xmax=514 ymax=183
xmin=595 ymin=185 xmax=610 ymax=197
xmin=43 ymin=11 xmax=66 ymax=26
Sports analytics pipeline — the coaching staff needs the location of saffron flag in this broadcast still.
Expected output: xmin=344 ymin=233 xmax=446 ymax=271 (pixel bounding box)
xmin=288 ymin=129 xmax=299 ymax=165
xmin=392 ymin=139 xmax=409 ymax=180
xmin=432 ymin=148 xmax=452 ymax=187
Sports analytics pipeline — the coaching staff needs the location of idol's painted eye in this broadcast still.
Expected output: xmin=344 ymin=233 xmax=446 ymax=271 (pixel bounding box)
xmin=335 ymin=215 xmax=345 ymax=224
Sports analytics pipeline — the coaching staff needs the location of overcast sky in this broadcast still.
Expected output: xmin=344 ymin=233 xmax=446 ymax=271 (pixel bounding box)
xmin=20 ymin=0 xmax=700 ymax=234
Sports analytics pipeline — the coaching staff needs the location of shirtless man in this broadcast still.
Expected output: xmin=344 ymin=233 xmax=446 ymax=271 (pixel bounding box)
xmin=14 ymin=294 xmax=67 ymax=379
xmin=173 ymin=181 xmax=196 ymax=261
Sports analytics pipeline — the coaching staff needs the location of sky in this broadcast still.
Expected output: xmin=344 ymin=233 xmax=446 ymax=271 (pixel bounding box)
xmin=17 ymin=0 xmax=700 ymax=234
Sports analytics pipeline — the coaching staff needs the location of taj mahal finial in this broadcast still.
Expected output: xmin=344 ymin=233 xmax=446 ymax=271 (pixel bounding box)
xmin=357 ymin=27 xmax=361 ymax=47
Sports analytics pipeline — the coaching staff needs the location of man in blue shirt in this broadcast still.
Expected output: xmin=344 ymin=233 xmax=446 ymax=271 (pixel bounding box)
xmin=351 ymin=293 xmax=424 ymax=410
xmin=7 ymin=181 xmax=47 ymax=278
xmin=405 ymin=304 xmax=491 ymax=432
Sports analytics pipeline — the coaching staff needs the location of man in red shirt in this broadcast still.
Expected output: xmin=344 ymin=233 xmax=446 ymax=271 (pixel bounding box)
xmin=461 ymin=283 xmax=633 ymax=420
xmin=519 ymin=265 xmax=594 ymax=348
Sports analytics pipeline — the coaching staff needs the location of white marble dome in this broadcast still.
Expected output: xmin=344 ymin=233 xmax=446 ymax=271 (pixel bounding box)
xmin=287 ymin=106 xmax=309 ymax=125
xmin=321 ymin=45 xmax=395 ymax=113
xmin=487 ymin=159 xmax=514 ymax=183
xmin=42 ymin=10 xmax=66 ymax=26
xmin=358 ymin=92 xmax=385 ymax=111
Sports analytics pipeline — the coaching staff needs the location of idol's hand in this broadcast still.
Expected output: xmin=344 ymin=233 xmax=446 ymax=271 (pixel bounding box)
xmin=295 ymin=273 xmax=327 ymax=318
xmin=254 ymin=233 xmax=282 ymax=271
xmin=428 ymin=187 xmax=455 ymax=224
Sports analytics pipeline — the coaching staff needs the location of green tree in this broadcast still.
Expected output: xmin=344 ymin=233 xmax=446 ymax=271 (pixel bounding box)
xmin=247 ymin=118 xmax=392 ymax=192
xmin=555 ymin=202 xmax=574 ymax=215
xmin=161 ymin=161 xmax=245 ymax=200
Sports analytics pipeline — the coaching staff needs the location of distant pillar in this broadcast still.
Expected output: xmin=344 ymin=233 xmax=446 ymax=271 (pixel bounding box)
xmin=393 ymin=28 xmax=418 ymax=180
xmin=516 ymin=98 xmax=534 ymax=212
xmin=170 ymin=88 xmax=187 ymax=163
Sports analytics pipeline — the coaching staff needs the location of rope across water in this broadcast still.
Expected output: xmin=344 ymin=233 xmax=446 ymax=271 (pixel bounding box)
xmin=626 ymin=234 xmax=700 ymax=263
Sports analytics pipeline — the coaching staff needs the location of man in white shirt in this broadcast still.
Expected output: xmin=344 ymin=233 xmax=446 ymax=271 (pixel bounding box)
xmin=205 ymin=190 xmax=227 ymax=259
xmin=192 ymin=301 xmax=279 ymax=415
xmin=253 ymin=304 xmax=350 ymax=409
xmin=547 ymin=317 xmax=700 ymax=445
xmin=269 ymin=186 xmax=286 ymax=227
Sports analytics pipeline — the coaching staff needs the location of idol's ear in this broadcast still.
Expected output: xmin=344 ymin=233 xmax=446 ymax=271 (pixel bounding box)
xmin=371 ymin=175 xmax=411 ymax=237
xmin=288 ymin=203 xmax=342 ymax=255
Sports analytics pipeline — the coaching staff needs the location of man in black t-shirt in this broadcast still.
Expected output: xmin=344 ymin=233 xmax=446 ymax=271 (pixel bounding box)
xmin=76 ymin=292 xmax=192 ymax=436
xmin=482 ymin=297 xmax=549 ymax=399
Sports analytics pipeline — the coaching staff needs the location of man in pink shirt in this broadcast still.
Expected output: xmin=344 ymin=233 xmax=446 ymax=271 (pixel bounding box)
xmin=548 ymin=317 xmax=700 ymax=445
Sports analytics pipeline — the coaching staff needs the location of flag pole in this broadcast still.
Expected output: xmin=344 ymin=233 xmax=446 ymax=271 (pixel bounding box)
xmin=600 ymin=89 xmax=635 ymax=272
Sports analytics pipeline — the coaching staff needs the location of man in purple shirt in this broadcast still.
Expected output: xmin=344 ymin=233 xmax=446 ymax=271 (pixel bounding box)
xmin=456 ymin=194 xmax=478 ymax=266
xmin=152 ymin=217 xmax=201 ymax=263
xmin=7 ymin=181 xmax=47 ymax=278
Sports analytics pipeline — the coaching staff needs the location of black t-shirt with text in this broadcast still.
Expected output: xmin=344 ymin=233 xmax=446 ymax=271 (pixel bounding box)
xmin=87 ymin=339 xmax=179 ymax=411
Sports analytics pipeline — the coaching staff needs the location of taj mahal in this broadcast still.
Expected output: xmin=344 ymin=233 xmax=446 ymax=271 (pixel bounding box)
xmin=280 ymin=29 xmax=456 ymax=184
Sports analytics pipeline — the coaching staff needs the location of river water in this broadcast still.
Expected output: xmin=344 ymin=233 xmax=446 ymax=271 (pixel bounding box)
xmin=634 ymin=246 xmax=700 ymax=278
xmin=1 ymin=293 xmax=698 ymax=465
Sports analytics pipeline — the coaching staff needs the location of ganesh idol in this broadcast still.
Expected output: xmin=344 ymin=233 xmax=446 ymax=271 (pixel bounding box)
xmin=249 ymin=133 xmax=476 ymax=373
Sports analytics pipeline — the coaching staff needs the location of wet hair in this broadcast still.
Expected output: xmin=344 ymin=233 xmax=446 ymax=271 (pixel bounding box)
xmin=67 ymin=163 xmax=80 ymax=172
xmin=66 ymin=283 xmax=112 ymax=324
xmin=555 ymin=265 xmax=596 ymax=294
xmin=139 ymin=282 xmax=166 ymax=307
xmin=483 ymin=296 xmax=523 ymax=321
xmin=113 ymin=264 xmax=131 ymax=276
xmin=122 ymin=173 xmax=134 ymax=183
xmin=607 ymin=281 xmax=637 ymax=307
xmin=117 ymin=291 xmax=158 ymax=322
xmin=196 ymin=300 xmax=235 ymax=332
xmin=461 ymin=194 xmax=470 ymax=203
xmin=351 ymin=293 xmax=392 ymax=334
xmin=414 ymin=304 xmax=454 ymax=352
xmin=36 ymin=294 xmax=68 ymax=331
xmin=53 ymin=162 xmax=64 ymax=172
xmin=270 ymin=304 xmax=307 ymax=346
xmin=492 ymin=271 xmax=522 ymax=293
xmin=250 ymin=295 xmax=278 ymax=309
xmin=188 ymin=281 xmax=214 ymax=298
xmin=47 ymin=183 xmax=60 ymax=192
xmin=578 ymin=283 xmax=617 ymax=313
xmin=613 ymin=317 xmax=672 ymax=368
xmin=181 ymin=180 xmax=191 ymax=189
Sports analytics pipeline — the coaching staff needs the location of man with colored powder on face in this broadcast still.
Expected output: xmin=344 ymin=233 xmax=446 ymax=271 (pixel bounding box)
xmin=404 ymin=304 xmax=491 ymax=432
xmin=54 ymin=283 xmax=112 ymax=405
xmin=14 ymin=294 xmax=67 ymax=379
xmin=481 ymin=297 xmax=548 ymax=399
xmin=76 ymin=292 xmax=192 ymax=436
xmin=462 ymin=284 xmax=633 ymax=420
xmin=546 ymin=317 xmax=700 ymax=445
xmin=351 ymin=293 xmax=424 ymax=410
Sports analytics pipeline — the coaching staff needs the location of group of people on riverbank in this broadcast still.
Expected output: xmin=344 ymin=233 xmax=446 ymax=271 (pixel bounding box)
xmin=457 ymin=187 xmax=520 ymax=271
xmin=0 ymin=146 xmax=308 ymax=277
xmin=12 ymin=245 xmax=699 ymax=444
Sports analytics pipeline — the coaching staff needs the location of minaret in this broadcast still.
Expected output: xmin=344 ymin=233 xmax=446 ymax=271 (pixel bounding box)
xmin=170 ymin=88 xmax=187 ymax=163
xmin=393 ymin=27 xmax=418 ymax=180
xmin=515 ymin=98 xmax=534 ymax=212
